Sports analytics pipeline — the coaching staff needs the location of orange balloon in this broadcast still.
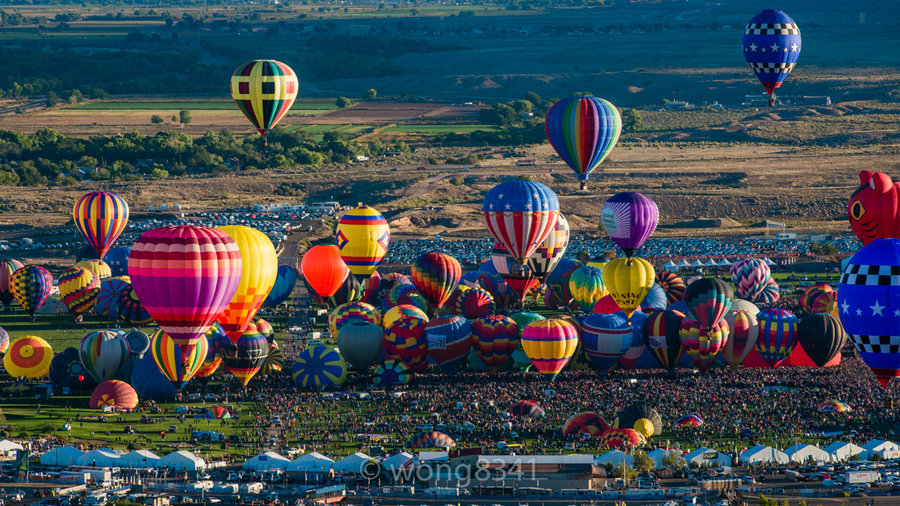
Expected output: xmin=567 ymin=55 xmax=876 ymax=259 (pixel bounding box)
xmin=301 ymin=245 xmax=350 ymax=299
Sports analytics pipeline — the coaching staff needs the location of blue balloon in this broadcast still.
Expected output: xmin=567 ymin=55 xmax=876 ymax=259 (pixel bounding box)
xmin=104 ymin=246 xmax=131 ymax=277
xmin=582 ymin=313 xmax=631 ymax=371
xmin=838 ymin=238 xmax=900 ymax=387
xmin=666 ymin=300 xmax=689 ymax=314
xmin=131 ymin=353 xmax=176 ymax=400
xmin=459 ymin=271 xmax=480 ymax=288
xmin=640 ymin=284 xmax=667 ymax=312
xmin=264 ymin=264 xmax=298 ymax=307
xmin=742 ymin=9 xmax=801 ymax=100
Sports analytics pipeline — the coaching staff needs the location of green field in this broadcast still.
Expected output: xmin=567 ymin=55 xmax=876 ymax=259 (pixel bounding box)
xmin=382 ymin=124 xmax=500 ymax=134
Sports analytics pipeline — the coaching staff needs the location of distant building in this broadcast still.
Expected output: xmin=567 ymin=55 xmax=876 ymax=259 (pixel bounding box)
xmin=515 ymin=159 xmax=536 ymax=166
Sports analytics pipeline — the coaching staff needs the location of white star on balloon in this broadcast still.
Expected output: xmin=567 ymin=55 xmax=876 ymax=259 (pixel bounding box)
xmin=749 ymin=43 xmax=758 ymax=52
xmin=791 ymin=43 xmax=798 ymax=52
xmin=505 ymin=203 xmax=511 ymax=210
xmin=488 ymin=204 xmax=494 ymax=210
xmin=856 ymin=308 xmax=863 ymax=316
xmin=841 ymin=302 xmax=850 ymax=314
xmin=497 ymin=193 xmax=504 ymax=199
xmin=894 ymin=309 xmax=900 ymax=317
xmin=770 ymin=43 xmax=780 ymax=52
xmin=872 ymin=300 xmax=885 ymax=316
xmin=525 ymin=203 xmax=532 ymax=210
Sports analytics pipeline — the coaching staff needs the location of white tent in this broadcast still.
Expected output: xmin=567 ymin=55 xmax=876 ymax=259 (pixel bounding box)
xmin=0 ymin=440 xmax=24 ymax=458
xmin=244 ymin=451 xmax=290 ymax=471
xmin=862 ymin=440 xmax=900 ymax=460
xmin=332 ymin=453 xmax=372 ymax=474
xmin=705 ymin=259 xmax=718 ymax=266
xmin=662 ymin=261 xmax=678 ymax=270
xmin=763 ymin=258 xmax=776 ymax=266
xmin=685 ymin=447 xmax=733 ymax=467
xmin=678 ymin=260 xmax=691 ymax=268
xmin=76 ymin=449 xmax=120 ymax=467
xmin=157 ymin=450 xmax=207 ymax=471
xmin=119 ymin=450 xmax=161 ymax=468
xmin=647 ymin=448 xmax=681 ymax=470
xmin=286 ymin=452 xmax=335 ymax=473
xmin=739 ymin=445 xmax=789 ymax=465
xmin=692 ymin=260 xmax=705 ymax=267
xmin=824 ymin=442 xmax=864 ymax=462
xmin=595 ymin=450 xmax=634 ymax=467
xmin=382 ymin=452 xmax=414 ymax=471
xmin=719 ymin=259 xmax=733 ymax=266
xmin=784 ymin=444 xmax=831 ymax=464
xmin=40 ymin=446 xmax=83 ymax=467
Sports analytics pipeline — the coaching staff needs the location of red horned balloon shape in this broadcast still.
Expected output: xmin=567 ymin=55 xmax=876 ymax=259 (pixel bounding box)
xmin=848 ymin=170 xmax=900 ymax=245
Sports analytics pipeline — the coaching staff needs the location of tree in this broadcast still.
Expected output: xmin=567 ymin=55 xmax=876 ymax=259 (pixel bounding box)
xmin=364 ymin=89 xmax=377 ymax=100
xmin=46 ymin=90 xmax=58 ymax=107
xmin=524 ymin=91 xmax=542 ymax=107
xmin=662 ymin=451 xmax=687 ymax=471
xmin=623 ymin=108 xmax=644 ymax=132
xmin=179 ymin=110 xmax=192 ymax=125
xmin=335 ymin=96 xmax=352 ymax=108
xmin=150 ymin=115 xmax=164 ymax=124
xmin=151 ymin=168 xmax=169 ymax=179
xmin=68 ymin=89 xmax=83 ymax=103
xmin=633 ymin=452 xmax=654 ymax=473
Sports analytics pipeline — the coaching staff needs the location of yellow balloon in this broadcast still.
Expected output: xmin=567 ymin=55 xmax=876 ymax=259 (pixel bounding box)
xmin=601 ymin=257 xmax=655 ymax=318
xmin=382 ymin=304 xmax=429 ymax=329
xmin=335 ymin=205 xmax=390 ymax=279
xmin=632 ymin=418 xmax=655 ymax=439
xmin=217 ymin=226 xmax=278 ymax=342
xmin=75 ymin=259 xmax=112 ymax=281
xmin=4 ymin=336 xmax=53 ymax=378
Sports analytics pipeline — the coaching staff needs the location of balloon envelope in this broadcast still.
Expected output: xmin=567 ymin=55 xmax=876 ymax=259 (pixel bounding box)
xmin=600 ymin=192 xmax=659 ymax=256
xmin=58 ymin=267 xmax=100 ymax=316
xmin=545 ymin=96 xmax=621 ymax=186
xmin=301 ymin=245 xmax=350 ymax=300
xmin=755 ymin=308 xmax=799 ymax=368
xmin=0 ymin=257 xmax=23 ymax=308
xmin=411 ymin=253 xmax=462 ymax=310
xmin=521 ymin=319 xmax=578 ymax=378
xmin=11 ymin=266 xmax=52 ymax=317
xmin=337 ymin=321 xmax=384 ymax=371
xmin=90 ymin=380 xmax=138 ymax=410
xmin=73 ymin=191 xmax=129 ymax=259
xmin=424 ymin=315 xmax=472 ymax=374
xmin=471 ymin=315 xmax=519 ymax=372
xmin=231 ymin=59 xmax=298 ymax=145
xmin=4 ymin=336 xmax=53 ymax=378
xmin=264 ymin=264 xmax=298 ymax=307
xmin=217 ymin=225 xmax=278 ymax=342
xmin=79 ymin=330 xmax=130 ymax=383
xmin=292 ymin=345 xmax=347 ymax=389
xmin=482 ymin=180 xmax=560 ymax=262
xmin=742 ymin=9 xmax=801 ymax=97
xmin=335 ymin=204 xmax=390 ymax=279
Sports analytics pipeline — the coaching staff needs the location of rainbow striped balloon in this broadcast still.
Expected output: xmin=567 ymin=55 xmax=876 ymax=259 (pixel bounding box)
xmin=679 ymin=316 xmax=729 ymax=372
xmin=230 ymin=59 xmax=298 ymax=146
xmin=521 ymin=318 xmax=578 ymax=379
xmin=328 ymin=302 xmax=381 ymax=338
xmin=78 ymin=330 xmax=130 ymax=383
xmin=150 ymin=328 xmax=209 ymax=388
xmin=335 ymin=204 xmax=390 ymax=279
xmin=545 ymin=96 xmax=622 ymax=187
xmin=755 ymin=308 xmax=798 ymax=367
xmin=411 ymin=252 xmax=461 ymax=310
xmin=73 ymin=191 xmax=129 ymax=259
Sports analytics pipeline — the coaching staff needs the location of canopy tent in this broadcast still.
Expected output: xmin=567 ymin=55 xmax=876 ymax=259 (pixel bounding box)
xmin=286 ymin=452 xmax=335 ymax=473
xmin=678 ymin=260 xmax=691 ymax=268
xmin=595 ymin=450 xmax=634 ymax=467
xmin=824 ymin=442 xmax=864 ymax=462
xmin=861 ymin=440 xmax=900 ymax=460
xmin=685 ymin=447 xmax=733 ymax=467
xmin=244 ymin=451 xmax=290 ymax=471
xmin=119 ymin=450 xmax=161 ymax=468
xmin=661 ymin=261 xmax=678 ymax=270
xmin=40 ymin=446 xmax=83 ymax=467
xmin=784 ymin=444 xmax=831 ymax=464
xmin=332 ymin=453 xmax=373 ymax=474
xmin=739 ymin=445 xmax=789 ymax=465
xmin=691 ymin=260 xmax=705 ymax=267
xmin=763 ymin=258 xmax=776 ymax=265
xmin=382 ymin=452 xmax=414 ymax=471
xmin=0 ymin=440 xmax=24 ymax=458
xmin=646 ymin=448 xmax=681 ymax=470
xmin=76 ymin=449 xmax=120 ymax=467
xmin=157 ymin=450 xmax=207 ymax=471
xmin=718 ymin=258 xmax=733 ymax=266
xmin=704 ymin=259 xmax=719 ymax=266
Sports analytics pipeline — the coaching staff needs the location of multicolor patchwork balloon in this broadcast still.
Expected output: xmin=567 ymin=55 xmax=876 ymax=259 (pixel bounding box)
xmin=482 ymin=180 xmax=560 ymax=263
xmin=656 ymin=270 xmax=686 ymax=305
xmin=730 ymin=258 xmax=770 ymax=302
xmin=335 ymin=204 xmax=390 ymax=280
xmin=222 ymin=329 xmax=269 ymax=387
xmin=58 ymin=267 xmax=100 ymax=317
xmin=684 ymin=277 xmax=733 ymax=331
xmin=0 ymin=257 xmax=23 ymax=308
xmin=292 ymin=345 xmax=347 ymax=388
xmin=545 ymin=96 xmax=622 ymax=190
xmin=754 ymin=277 xmax=781 ymax=305
xmin=261 ymin=342 xmax=284 ymax=375
xmin=562 ymin=412 xmax=609 ymax=437
xmin=4 ymin=336 xmax=53 ymax=378
xmin=800 ymin=283 xmax=833 ymax=313
xmin=569 ymin=266 xmax=607 ymax=313
xmin=743 ymin=9 xmax=801 ymax=104
xmin=373 ymin=359 xmax=413 ymax=386
xmin=755 ymin=308 xmax=799 ymax=367
xmin=230 ymin=59 xmax=298 ymax=146
xmin=95 ymin=276 xmax=130 ymax=321
xmin=527 ymin=213 xmax=570 ymax=282
xmin=411 ymin=252 xmax=462 ymax=311
xmin=722 ymin=310 xmax=759 ymax=368
xmin=679 ymin=316 xmax=729 ymax=372
xmin=521 ymin=318 xmax=578 ymax=379
xmin=329 ymin=302 xmax=381 ymax=338
xmin=73 ymin=191 xmax=129 ymax=259
xmin=424 ymin=315 xmax=472 ymax=374
xmin=471 ymin=315 xmax=519 ymax=372
xmin=601 ymin=192 xmax=659 ymax=257
xmin=151 ymin=328 xmax=210 ymax=388
xmin=11 ymin=265 xmax=52 ymax=317
xmin=384 ymin=314 xmax=430 ymax=372
xmin=581 ymin=313 xmax=631 ymax=371
xmin=129 ymin=225 xmax=242 ymax=364
xmin=642 ymin=309 xmax=686 ymax=371
xmin=599 ymin=428 xmax=646 ymax=448
xmin=455 ymin=287 xmax=495 ymax=320
xmin=383 ymin=304 xmax=428 ymax=329
xmin=78 ymin=330 xmax=130 ymax=383
xmin=217 ymin=226 xmax=278 ymax=342
xmin=676 ymin=414 xmax=704 ymax=427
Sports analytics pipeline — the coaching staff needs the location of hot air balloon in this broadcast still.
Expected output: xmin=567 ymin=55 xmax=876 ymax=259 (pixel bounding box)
xmin=569 ymin=266 xmax=608 ymax=313
xmin=383 ymin=304 xmax=428 ymax=329
xmin=679 ymin=316 xmax=729 ymax=372
xmin=104 ymin=246 xmax=131 ymax=277
xmin=58 ymin=267 xmax=100 ymax=318
xmin=656 ymin=271 xmax=686 ymax=305
xmin=383 ymin=283 xmax=424 ymax=312
xmin=614 ymin=403 xmax=662 ymax=438
xmin=808 ymin=290 xmax=838 ymax=315
xmin=150 ymin=329 xmax=210 ymax=389
xmin=482 ymin=180 xmax=560 ymax=263
xmin=95 ymin=276 xmax=130 ymax=321
xmin=264 ymin=264 xmax=298 ymax=308
xmin=131 ymin=354 xmax=177 ymax=400
xmin=230 ymin=59 xmax=298 ymax=146
xmin=562 ymin=412 xmax=609 ymax=437
xmin=818 ymin=400 xmax=850 ymax=413
xmin=800 ymin=283 xmax=833 ymax=313
xmin=455 ymin=287 xmax=495 ymax=320
xmin=599 ymin=428 xmax=646 ymax=448
xmin=509 ymin=400 xmax=545 ymax=418
xmin=335 ymin=204 xmax=390 ymax=281
xmin=544 ymin=258 xmax=580 ymax=309
xmin=301 ymin=245 xmax=350 ymax=301
xmin=797 ymin=313 xmax=847 ymax=368
xmin=117 ymin=285 xmax=153 ymax=325
xmin=640 ymin=284 xmax=667 ymax=313
xmin=373 ymin=360 xmax=413 ymax=386
xmin=730 ymin=259 xmax=770 ymax=302
xmin=73 ymin=191 xmax=129 ymax=259
xmin=581 ymin=313 xmax=631 ymax=371
xmin=4 ymin=336 xmax=53 ymax=378
xmin=721 ymin=310 xmax=759 ymax=368
xmin=125 ymin=329 xmax=151 ymax=360
xmin=641 ymin=309 xmax=685 ymax=371
xmin=329 ymin=302 xmax=381 ymax=338
xmin=11 ymin=265 xmax=52 ymax=318
xmin=411 ymin=253 xmax=462 ymax=312
xmin=90 ymin=380 xmax=138 ymax=410
xmin=75 ymin=259 xmax=111 ymax=281
xmin=527 ymin=213 xmax=570 ymax=282
xmin=545 ymin=96 xmax=621 ymax=190
xmin=78 ymin=330 xmax=130 ymax=384
xmin=684 ymin=277 xmax=733 ymax=331
xmin=194 ymin=324 xmax=229 ymax=383
xmin=337 ymin=321 xmax=384 ymax=371
xmin=755 ymin=308 xmax=799 ymax=368
xmin=409 ymin=431 xmax=455 ymax=449
xmin=222 ymin=329 xmax=269 ymax=387
xmin=0 ymin=257 xmax=23 ymax=308
xmin=743 ymin=9 xmax=801 ymax=106
xmin=261 ymin=343 xmax=284 ymax=375
xmin=602 ymin=258 xmax=655 ymax=319
xmin=292 ymin=345 xmax=347 ymax=388
xmin=384 ymin=313 xmax=429 ymax=372
xmin=129 ymin=225 xmax=242 ymax=364
xmin=252 ymin=318 xmax=274 ymax=341
xmin=424 ymin=315 xmax=472 ymax=374
xmin=471 ymin=315 xmax=519 ymax=372
xmin=676 ymin=414 xmax=704 ymax=427
xmin=521 ymin=319 xmax=578 ymax=379
xmin=754 ymin=277 xmax=780 ymax=305
xmin=49 ymin=347 xmax=96 ymax=392
xmin=0 ymin=327 xmax=8 ymax=355
xmin=491 ymin=243 xmax=540 ymax=305
xmin=618 ymin=310 xmax=648 ymax=370
xmin=847 ymin=171 xmax=900 ymax=246
xmin=361 ymin=270 xmax=382 ymax=304
xmin=601 ymin=192 xmax=659 ymax=257
xmin=321 ymin=271 xmax=364 ymax=309
xmin=217 ymin=226 xmax=277 ymax=342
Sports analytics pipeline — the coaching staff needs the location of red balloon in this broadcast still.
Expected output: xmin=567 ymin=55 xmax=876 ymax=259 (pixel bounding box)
xmin=593 ymin=294 xmax=641 ymax=315
xmin=848 ymin=170 xmax=900 ymax=245
xmin=301 ymin=245 xmax=350 ymax=299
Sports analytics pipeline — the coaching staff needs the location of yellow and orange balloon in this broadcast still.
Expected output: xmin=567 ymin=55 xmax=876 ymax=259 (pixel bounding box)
xmin=217 ymin=226 xmax=278 ymax=343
